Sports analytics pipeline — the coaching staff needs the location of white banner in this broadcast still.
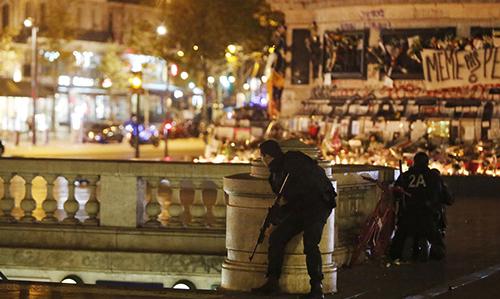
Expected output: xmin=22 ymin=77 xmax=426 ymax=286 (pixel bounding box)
xmin=422 ymin=47 xmax=500 ymax=90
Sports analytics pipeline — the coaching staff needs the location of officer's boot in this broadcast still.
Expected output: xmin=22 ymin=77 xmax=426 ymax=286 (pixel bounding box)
xmin=299 ymin=281 xmax=324 ymax=299
xmin=251 ymin=276 xmax=280 ymax=294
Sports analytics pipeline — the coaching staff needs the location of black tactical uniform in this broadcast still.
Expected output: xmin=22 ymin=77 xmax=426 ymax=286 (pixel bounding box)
xmin=390 ymin=152 xmax=446 ymax=261
xmin=253 ymin=140 xmax=336 ymax=299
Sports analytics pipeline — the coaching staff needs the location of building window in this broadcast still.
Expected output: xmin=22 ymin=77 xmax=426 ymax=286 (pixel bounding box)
xmin=2 ymin=4 xmax=9 ymax=29
xmin=376 ymin=27 xmax=456 ymax=79
xmin=40 ymin=3 xmax=47 ymax=27
xmin=25 ymin=2 xmax=31 ymax=19
xmin=323 ymin=29 xmax=369 ymax=79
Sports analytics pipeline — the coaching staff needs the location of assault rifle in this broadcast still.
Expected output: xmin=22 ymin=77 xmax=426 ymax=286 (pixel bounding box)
xmin=249 ymin=173 xmax=290 ymax=262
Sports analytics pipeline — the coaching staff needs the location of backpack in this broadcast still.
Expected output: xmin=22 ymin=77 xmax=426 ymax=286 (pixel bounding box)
xmin=284 ymin=151 xmax=337 ymax=209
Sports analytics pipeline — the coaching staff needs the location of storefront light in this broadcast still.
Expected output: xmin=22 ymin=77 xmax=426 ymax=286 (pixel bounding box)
xmin=72 ymin=76 xmax=94 ymax=87
xmin=219 ymin=76 xmax=230 ymax=89
xmin=102 ymin=78 xmax=113 ymax=89
xmin=58 ymin=76 xmax=71 ymax=86
xmin=250 ymin=78 xmax=260 ymax=90
xmin=174 ymin=90 xmax=183 ymax=99
xmin=13 ymin=69 xmax=22 ymax=83
xmin=44 ymin=51 xmax=60 ymax=62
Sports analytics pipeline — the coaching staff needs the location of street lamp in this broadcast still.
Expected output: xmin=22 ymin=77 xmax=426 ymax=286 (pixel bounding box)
xmin=156 ymin=24 xmax=167 ymax=36
xmin=129 ymin=71 xmax=143 ymax=158
xmin=24 ymin=17 xmax=38 ymax=145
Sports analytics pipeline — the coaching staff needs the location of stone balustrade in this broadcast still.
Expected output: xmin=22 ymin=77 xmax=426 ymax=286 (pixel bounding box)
xmin=0 ymin=157 xmax=395 ymax=289
xmin=0 ymin=158 xmax=249 ymax=229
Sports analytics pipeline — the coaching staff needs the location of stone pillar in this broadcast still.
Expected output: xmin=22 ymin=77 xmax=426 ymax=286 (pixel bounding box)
xmin=99 ymin=174 xmax=143 ymax=227
xmin=221 ymin=140 xmax=337 ymax=294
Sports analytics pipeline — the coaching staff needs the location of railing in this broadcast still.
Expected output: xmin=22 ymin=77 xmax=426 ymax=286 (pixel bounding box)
xmin=0 ymin=157 xmax=396 ymax=269
xmin=0 ymin=158 xmax=250 ymax=229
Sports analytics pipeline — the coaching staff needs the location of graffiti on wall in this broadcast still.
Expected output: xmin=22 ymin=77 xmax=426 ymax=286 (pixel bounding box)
xmin=314 ymin=82 xmax=500 ymax=100
xmin=339 ymin=8 xmax=392 ymax=31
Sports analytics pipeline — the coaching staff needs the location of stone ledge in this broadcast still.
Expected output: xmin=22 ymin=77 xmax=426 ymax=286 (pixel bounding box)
xmin=0 ymin=225 xmax=225 ymax=255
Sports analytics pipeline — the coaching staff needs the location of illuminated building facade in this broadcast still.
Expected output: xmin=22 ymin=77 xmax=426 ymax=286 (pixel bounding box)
xmin=269 ymin=0 xmax=500 ymax=146
xmin=0 ymin=0 xmax=168 ymax=142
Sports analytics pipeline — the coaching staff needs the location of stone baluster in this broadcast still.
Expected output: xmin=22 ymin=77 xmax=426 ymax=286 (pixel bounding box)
xmin=167 ymin=179 xmax=184 ymax=227
xmin=212 ymin=182 xmax=227 ymax=228
xmin=0 ymin=173 xmax=15 ymax=223
xmin=41 ymin=174 xmax=58 ymax=224
xmin=144 ymin=177 xmax=161 ymax=227
xmin=20 ymin=174 xmax=37 ymax=223
xmin=189 ymin=181 xmax=207 ymax=227
xmin=62 ymin=176 xmax=80 ymax=225
xmin=84 ymin=176 xmax=100 ymax=226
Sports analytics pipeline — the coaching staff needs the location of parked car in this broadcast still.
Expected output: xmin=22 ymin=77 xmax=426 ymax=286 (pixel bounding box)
xmin=82 ymin=122 xmax=124 ymax=144
xmin=124 ymin=121 xmax=161 ymax=147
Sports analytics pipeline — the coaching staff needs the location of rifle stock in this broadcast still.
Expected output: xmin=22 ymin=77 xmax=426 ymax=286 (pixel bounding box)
xmin=249 ymin=174 xmax=289 ymax=262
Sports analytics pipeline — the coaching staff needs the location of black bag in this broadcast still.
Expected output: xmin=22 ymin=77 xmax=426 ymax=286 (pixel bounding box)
xmin=284 ymin=151 xmax=337 ymax=209
xmin=313 ymin=163 xmax=337 ymax=208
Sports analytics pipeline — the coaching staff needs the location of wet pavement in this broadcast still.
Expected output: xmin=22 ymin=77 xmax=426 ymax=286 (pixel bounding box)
xmin=1 ymin=196 xmax=499 ymax=299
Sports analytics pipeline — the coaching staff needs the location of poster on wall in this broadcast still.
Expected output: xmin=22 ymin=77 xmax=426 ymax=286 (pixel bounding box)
xmin=422 ymin=47 xmax=500 ymax=90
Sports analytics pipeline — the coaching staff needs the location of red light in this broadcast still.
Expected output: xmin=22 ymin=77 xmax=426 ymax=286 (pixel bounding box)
xmin=170 ymin=64 xmax=178 ymax=77
xmin=165 ymin=123 xmax=173 ymax=130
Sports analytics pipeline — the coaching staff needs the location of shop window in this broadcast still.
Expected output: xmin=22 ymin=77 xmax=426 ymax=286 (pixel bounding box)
xmin=323 ymin=29 xmax=368 ymax=79
xmin=375 ymin=27 xmax=456 ymax=79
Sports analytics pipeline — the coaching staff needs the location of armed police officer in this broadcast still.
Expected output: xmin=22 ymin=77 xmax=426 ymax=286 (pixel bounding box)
xmin=390 ymin=152 xmax=448 ymax=262
xmin=252 ymin=140 xmax=336 ymax=299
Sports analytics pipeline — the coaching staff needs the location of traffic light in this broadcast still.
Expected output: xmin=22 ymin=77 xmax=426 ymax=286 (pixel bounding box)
xmin=129 ymin=71 xmax=143 ymax=93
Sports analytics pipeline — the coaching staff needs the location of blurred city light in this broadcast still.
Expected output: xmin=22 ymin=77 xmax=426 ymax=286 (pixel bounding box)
xmin=170 ymin=64 xmax=178 ymax=76
xmin=180 ymin=71 xmax=189 ymax=80
xmin=156 ymin=24 xmax=167 ymax=35
xmin=188 ymin=82 xmax=195 ymax=89
xmin=173 ymin=90 xmax=184 ymax=98
xmin=177 ymin=50 xmax=185 ymax=57
xmin=219 ymin=76 xmax=230 ymax=89
xmin=193 ymin=45 xmax=199 ymax=51
xmin=129 ymin=74 xmax=142 ymax=90
xmin=261 ymin=75 xmax=268 ymax=83
xmin=243 ymin=83 xmax=250 ymax=90
xmin=12 ymin=69 xmax=22 ymax=83
xmin=227 ymin=44 xmax=237 ymax=54
xmin=228 ymin=76 xmax=236 ymax=83
xmin=102 ymin=78 xmax=113 ymax=89
xmin=23 ymin=18 xmax=33 ymax=28
xmin=207 ymin=76 xmax=215 ymax=84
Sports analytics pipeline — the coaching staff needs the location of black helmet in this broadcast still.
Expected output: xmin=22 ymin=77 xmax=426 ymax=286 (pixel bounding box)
xmin=414 ymin=152 xmax=429 ymax=167
xmin=259 ymin=139 xmax=284 ymax=158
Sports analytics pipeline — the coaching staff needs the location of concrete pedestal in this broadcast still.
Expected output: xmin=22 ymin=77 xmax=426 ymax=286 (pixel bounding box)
xmin=221 ymin=159 xmax=337 ymax=294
